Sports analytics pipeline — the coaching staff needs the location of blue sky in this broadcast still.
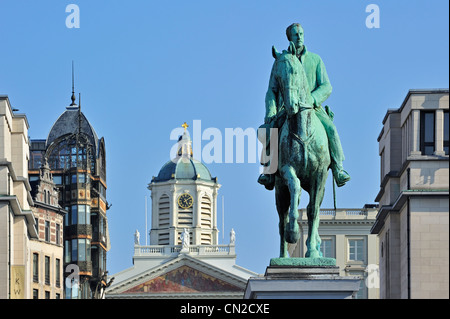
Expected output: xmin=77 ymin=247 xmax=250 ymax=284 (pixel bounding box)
xmin=1 ymin=1 xmax=448 ymax=275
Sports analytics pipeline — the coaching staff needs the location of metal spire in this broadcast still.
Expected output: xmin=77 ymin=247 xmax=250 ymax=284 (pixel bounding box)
xmin=70 ymin=61 xmax=77 ymax=106
xmin=78 ymin=93 xmax=82 ymax=136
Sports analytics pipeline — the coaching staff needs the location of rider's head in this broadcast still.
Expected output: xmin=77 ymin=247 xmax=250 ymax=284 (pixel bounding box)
xmin=286 ymin=23 xmax=304 ymax=52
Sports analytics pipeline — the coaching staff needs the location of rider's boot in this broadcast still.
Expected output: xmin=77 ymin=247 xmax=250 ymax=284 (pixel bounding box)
xmin=331 ymin=162 xmax=350 ymax=187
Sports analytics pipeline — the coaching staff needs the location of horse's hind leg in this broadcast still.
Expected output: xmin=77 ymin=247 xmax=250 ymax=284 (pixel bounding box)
xmin=280 ymin=166 xmax=301 ymax=244
xmin=275 ymin=181 xmax=290 ymax=258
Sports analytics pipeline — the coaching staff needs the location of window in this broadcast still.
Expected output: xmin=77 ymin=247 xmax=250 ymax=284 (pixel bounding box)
xmin=45 ymin=221 xmax=50 ymax=242
xmin=420 ymin=111 xmax=435 ymax=155
xmin=320 ymin=239 xmax=334 ymax=258
xmin=69 ymin=205 xmax=90 ymax=225
xmin=77 ymin=239 xmax=91 ymax=261
xmin=99 ymin=248 xmax=105 ymax=273
xmin=78 ymin=205 xmax=86 ymax=224
xmin=65 ymin=278 xmax=80 ymax=299
xmin=33 ymin=289 xmax=39 ymax=299
xmin=78 ymin=239 xmax=86 ymax=261
xmin=45 ymin=291 xmax=50 ymax=299
xmin=77 ymin=205 xmax=90 ymax=225
xmin=78 ymin=173 xmax=86 ymax=184
xmin=444 ymin=111 xmax=449 ymax=155
xmin=64 ymin=240 xmax=71 ymax=263
xmin=33 ymin=253 xmax=39 ymax=282
xmin=45 ymin=256 xmax=50 ymax=285
xmin=71 ymin=205 xmax=78 ymax=225
xmin=99 ymin=183 xmax=107 ymax=198
xmin=71 ymin=239 xmax=78 ymax=262
xmin=92 ymin=245 xmax=99 ymax=277
xmin=56 ymin=224 xmax=60 ymax=245
xmin=348 ymin=239 xmax=364 ymax=261
xmin=55 ymin=259 xmax=61 ymax=288
xmin=99 ymin=216 xmax=104 ymax=237
xmin=53 ymin=175 xmax=62 ymax=185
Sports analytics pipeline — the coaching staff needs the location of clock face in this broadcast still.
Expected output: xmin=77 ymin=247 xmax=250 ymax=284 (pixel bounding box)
xmin=178 ymin=193 xmax=193 ymax=209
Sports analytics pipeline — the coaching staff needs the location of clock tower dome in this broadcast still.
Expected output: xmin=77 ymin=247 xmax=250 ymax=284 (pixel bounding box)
xmin=148 ymin=124 xmax=220 ymax=246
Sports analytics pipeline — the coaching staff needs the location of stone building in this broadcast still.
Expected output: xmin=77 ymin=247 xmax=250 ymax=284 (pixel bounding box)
xmin=372 ymin=89 xmax=449 ymax=299
xmin=290 ymin=205 xmax=379 ymax=299
xmin=0 ymin=95 xmax=37 ymax=299
xmin=29 ymin=160 xmax=66 ymax=299
xmin=106 ymin=127 xmax=258 ymax=299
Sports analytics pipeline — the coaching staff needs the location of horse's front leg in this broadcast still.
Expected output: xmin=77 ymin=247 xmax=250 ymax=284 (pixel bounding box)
xmin=280 ymin=166 xmax=301 ymax=244
xmin=306 ymin=171 xmax=327 ymax=258
xmin=275 ymin=180 xmax=290 ymax=258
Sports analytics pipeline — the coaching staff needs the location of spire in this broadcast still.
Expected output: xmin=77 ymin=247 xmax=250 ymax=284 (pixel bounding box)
xmin=177 ymin=122 xmax=193 ymax=158
xmin=78 ymin=93 xmax=82 ymax=136
xmin=70 ymin=61 xmax=77 ymax=107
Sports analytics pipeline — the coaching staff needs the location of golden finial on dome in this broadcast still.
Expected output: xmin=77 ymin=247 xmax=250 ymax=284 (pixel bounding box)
xmin=182 ymin=122 xmax=189 ymax=131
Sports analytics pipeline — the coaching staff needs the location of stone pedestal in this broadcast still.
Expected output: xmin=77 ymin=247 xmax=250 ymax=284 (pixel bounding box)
xmin=244 ymin=259 xmax=361 ymax=299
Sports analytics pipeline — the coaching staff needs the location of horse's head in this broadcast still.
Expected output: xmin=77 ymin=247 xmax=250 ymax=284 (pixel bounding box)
xmin=273 ymin=42 xmax=313 ymax=117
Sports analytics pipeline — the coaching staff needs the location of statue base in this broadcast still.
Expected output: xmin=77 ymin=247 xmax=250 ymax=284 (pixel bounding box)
xmin=244 ymin=260 xmax=361 ymax=299
xmin=270 ymin=257 xmax=336 ymax=267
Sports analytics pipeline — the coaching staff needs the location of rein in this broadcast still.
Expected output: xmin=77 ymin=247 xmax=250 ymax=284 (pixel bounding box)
xmin=287 ymin=103 xmax=314 ymax=146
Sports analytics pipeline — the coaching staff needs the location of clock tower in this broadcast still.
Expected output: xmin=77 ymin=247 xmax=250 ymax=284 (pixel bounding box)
xmin=148 ymin=124 xmax=220 ymax=246
xmin=107 ymin=123 xmax=259 ymax=299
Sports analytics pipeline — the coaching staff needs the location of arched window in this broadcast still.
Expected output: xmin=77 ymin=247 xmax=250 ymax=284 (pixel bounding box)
xmin=46 ymin=134 xmax=95 ymax=173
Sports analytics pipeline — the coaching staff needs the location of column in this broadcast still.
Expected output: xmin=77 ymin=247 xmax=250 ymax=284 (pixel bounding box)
xmin=410 ymin=110 xmax=421 ymax=156
xmin=434 ymin=109 xmax=445 ymax=156
xmin=194 ymin=189 xmax=202 ymax=245
xmin=169 ymin=186 xmax=177 ymax=246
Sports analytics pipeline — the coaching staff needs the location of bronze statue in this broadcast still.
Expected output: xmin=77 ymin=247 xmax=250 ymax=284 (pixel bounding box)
xmin=258 ymin=23 xmax=350 ymax=260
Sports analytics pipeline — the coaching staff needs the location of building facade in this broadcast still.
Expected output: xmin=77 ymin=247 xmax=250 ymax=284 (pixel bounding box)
xmin=106 ymin=127 xmax=258 ymax=299
xmin=0 ymin=95 xmax=38 ymax=299
xmin=29 ymin=160 xmax=66 ymax=299
xmin=28 ymin=94 xmax=110 ymax=299
xmin=372 ymin=89 xmax=449 ymax=299
xmin=290 ymin=205 xmax=379 ymax=299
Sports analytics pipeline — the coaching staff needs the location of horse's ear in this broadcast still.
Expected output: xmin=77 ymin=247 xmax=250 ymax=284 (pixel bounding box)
xmin=288 ymin=41 xmax=297 ymax=56
xmin=272 ymin=46 xmax=281 ymax=59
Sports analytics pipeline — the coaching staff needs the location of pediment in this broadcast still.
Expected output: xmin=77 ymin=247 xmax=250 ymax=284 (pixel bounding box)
xmin=108 ymin=256 xmax=247 ymax=296
xmin=122 ymin=265 xmax=242 ymax=294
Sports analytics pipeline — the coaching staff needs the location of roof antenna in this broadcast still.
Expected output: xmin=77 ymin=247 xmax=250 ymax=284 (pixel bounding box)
xmin=70 ymin=61 xmax=77 ymax=106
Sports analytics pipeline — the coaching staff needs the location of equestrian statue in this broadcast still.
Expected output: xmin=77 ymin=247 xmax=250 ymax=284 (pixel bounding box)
xmin=258 ymin=23 xmax=350 ymax=263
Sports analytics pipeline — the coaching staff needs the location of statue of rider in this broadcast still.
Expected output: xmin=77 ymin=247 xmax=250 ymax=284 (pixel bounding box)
xmin=258 ymin=23 xmax=350 ymax=190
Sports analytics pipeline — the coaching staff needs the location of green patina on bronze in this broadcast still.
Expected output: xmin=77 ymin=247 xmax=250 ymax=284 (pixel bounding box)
xmin=258 ymin=23 xmax=350 ymax=265
xmin=270 ymin=257 xmax=336 ymax=267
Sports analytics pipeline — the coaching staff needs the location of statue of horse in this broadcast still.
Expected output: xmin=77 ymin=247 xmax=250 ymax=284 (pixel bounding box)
xmin=272 ymin=42 xmax=331 ymax=259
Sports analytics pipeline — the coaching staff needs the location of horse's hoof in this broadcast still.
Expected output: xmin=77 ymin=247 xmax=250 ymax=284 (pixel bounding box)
xmin=285 ymin=229 xmax=300 ymax=244
xmin=285 ymin=221 xmax=300 ymax=243
xmin=306 ymin=250 xmax=320 ymax=259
